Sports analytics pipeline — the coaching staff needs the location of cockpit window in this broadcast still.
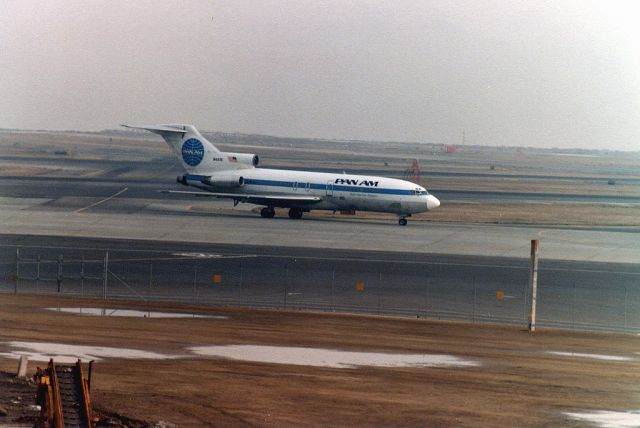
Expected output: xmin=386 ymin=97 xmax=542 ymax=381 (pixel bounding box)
xmin=414 ymin=189 xmax=429 ymax=195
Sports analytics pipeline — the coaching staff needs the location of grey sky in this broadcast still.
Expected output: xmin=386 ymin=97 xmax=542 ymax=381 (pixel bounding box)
xmin=1 ymin=1 xmax=639 ymax=150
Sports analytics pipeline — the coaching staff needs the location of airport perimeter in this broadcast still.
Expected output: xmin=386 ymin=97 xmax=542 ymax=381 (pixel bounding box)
xmin=3 ymin=237 xmax=639 ymax=334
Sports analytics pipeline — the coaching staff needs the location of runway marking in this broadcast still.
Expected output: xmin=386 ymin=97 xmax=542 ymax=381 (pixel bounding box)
xmin=75 ymin=187 xmax=129 ymax=213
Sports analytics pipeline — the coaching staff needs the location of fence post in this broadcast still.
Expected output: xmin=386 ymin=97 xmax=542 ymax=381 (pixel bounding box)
xmin=377 ymin=271 xmax=382 ymax=315
xmin=102 ymin=252 xmax=109 ymax=300
xmin=473 ymin=275 xmax=476 ymax=323
xmin=572 ymin=282 xmax=576 ymax=329
xmin=148 ymin=263 xmax=153 ymax=299
xmin=15 ymin=248 xmax=19 ymax=295
xmin=192 ymin=260 xmax=197 ymax=303
xmin=425 ymin=276 xmax=430 ymax=316
xmin=36 ymin=254 xmax=41 ymax=293
xmin=57 ymin=255 xmax=63 ymax=293
xmin=238 ymin=260 xmax=243 ymax=302
xmin=528 ymin=240 xmax=540 ymax=332
xmin=624 ymin=286 xmax=628 ymax=331
xmin=331 ymin=269 xmax=335 ymax=312
xmin=284 ymin=264 xmax=289 ymax=309
xmin=80 ymin=255 xmax=85 ymax=296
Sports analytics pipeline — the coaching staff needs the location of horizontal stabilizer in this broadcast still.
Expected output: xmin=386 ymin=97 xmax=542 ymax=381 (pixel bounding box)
xmin=121 ymin=124 xmax=190 ymax=134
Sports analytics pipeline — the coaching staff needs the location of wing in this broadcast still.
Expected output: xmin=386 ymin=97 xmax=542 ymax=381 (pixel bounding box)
xmin=160 ymin=190 xmax=321 ymax=206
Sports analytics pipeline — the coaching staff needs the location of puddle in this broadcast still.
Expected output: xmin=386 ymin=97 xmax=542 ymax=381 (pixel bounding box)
xmin=564 ymin=410 xmax=640 ymax=427
xmin=188 ymin=345 xmax=480 ymax=369
xmin=0 ymin=341 xmax=179 ymax=363
xmin=47 ymin=307 xmax=227 ymax=319
xmin=548 ymin=351 xmax=632 ymax=362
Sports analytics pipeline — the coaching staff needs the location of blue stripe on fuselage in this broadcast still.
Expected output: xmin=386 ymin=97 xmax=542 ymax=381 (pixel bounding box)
xmin=243 ymin=178 xmax=414 ymax=195
xmin=184 ymin=175 xmax=415 ymax=196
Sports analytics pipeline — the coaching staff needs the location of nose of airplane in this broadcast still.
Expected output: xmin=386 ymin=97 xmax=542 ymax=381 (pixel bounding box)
xmin=426 ymin=195 xmax=440 ymax=210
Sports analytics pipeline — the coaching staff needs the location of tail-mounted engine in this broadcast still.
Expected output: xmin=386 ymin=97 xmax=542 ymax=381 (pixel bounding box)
xmin=221 ymin=152 xmax=259 ymax=167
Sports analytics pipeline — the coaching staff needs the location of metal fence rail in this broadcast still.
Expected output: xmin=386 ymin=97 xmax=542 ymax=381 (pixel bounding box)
xmin=1 ymin=247 xmax=639 ymax=334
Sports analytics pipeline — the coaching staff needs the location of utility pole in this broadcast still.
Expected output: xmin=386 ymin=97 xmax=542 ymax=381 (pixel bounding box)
xmin=528 ymin=240 xmax=540 ymax=332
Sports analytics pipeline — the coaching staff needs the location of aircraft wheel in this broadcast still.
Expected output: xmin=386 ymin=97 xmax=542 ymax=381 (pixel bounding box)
xmin=398 ymin=217 xmax=408 ymax=226
xmin=288 ymin=208 xmax=303 ymax=219
xmin=261 ymin=207 xmax=275 ymax=218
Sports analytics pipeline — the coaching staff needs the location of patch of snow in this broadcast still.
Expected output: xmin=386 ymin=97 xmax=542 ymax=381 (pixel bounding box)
xmin=46 ymin=307 xmax=226 ymax=319
xmin=548 ymin=351 xmax=632 ymax=362
xmin=0 ymin=341 xmax=180 ymax=362
xmin=172 ymin=252 xmax=222 ymax=259
xmin=564 ymin=410 xmax=640 ymax=428
xmin=188 ymin=345 xmax=480 ymax=369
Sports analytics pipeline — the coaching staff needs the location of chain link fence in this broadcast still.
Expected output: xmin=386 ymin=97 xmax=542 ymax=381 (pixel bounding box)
xmin=1 ymin=247 xmax=638 ymax=334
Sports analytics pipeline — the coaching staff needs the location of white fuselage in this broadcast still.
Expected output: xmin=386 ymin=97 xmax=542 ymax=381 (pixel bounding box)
xmin=186 ymin=167 xmax=440 ymax=215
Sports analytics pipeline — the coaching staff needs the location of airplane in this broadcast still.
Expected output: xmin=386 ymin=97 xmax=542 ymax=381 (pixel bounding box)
xmin=122 ymin=124 xmax=440 ymax=225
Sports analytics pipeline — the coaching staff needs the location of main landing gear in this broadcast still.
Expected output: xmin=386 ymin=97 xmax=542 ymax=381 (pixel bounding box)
xmin=398 ymin=216 xmax=408 ymax=226
xmin=288 ymin=207 xmax=303 ymax=219
xmin=260 ymin=207 xmax=275 ymax=218
xmin=260 ymin=207 xmax=304 ymax=219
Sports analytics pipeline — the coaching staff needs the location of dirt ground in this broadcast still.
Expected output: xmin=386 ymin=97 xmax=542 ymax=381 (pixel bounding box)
xmin=0 ymin=294 xmax=638 ymax=427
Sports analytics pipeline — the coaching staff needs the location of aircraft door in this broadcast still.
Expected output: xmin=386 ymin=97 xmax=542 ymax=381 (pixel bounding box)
xmin=326 ymin=181 xmax=334 ymax=197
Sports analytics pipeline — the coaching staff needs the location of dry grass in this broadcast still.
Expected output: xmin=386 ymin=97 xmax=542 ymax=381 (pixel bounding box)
xmin=0 ymin=164 xmax=58 ymax=176
xmin=419 ymin=202 xmax=640 ymax=226
xmin=422 ymin=176 xmax=640 ymax=196
xmin=0 ymin=294 xmax=638 ymax=427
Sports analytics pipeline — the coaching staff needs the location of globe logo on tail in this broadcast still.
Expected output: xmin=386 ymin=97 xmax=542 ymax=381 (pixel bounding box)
xmin=181 ymin=139 xmax=205 ymax=166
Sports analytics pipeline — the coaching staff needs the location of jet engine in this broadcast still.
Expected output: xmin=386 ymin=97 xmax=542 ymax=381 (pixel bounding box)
xmin=201 ymin=172 xmax=245 ymax=188
xmin=177 ymin=173 xmax=245 ymax=188
xmin=221 ymin=152 xmax=259 ymax=167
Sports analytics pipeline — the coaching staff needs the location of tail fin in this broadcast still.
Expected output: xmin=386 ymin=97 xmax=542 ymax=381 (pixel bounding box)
xmin=122 ymin=124 xmax=224 ymax=173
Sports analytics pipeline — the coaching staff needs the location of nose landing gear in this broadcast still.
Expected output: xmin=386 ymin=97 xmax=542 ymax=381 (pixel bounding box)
xmin=398 ymin=214 xmax=411 ymax=226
